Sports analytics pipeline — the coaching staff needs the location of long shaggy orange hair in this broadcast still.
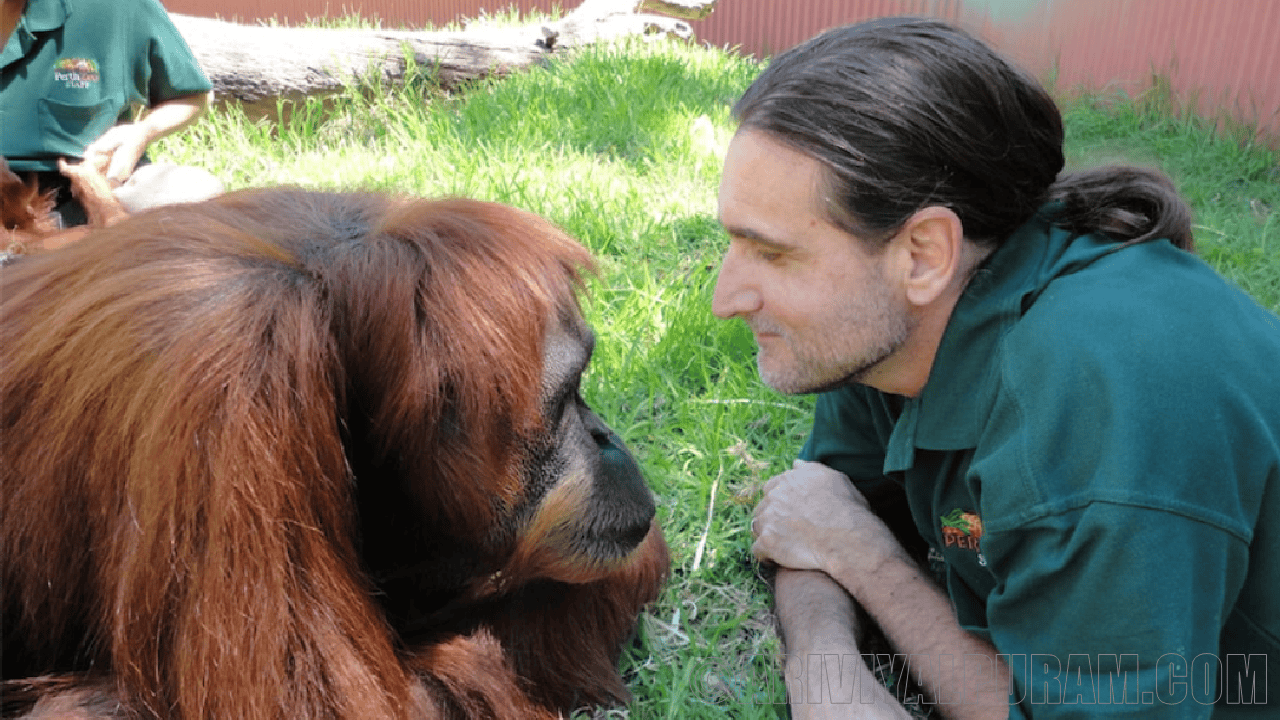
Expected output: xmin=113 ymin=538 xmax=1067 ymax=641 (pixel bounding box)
xmin=1 ymin=189 xmax=668 ymax=719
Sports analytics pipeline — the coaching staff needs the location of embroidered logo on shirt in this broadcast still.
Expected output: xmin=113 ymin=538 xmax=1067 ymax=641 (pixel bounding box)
xmin=53 ymin=58 xmax=100 ymax=90
xmin=940 ymin=508 xmax=987 ymax=566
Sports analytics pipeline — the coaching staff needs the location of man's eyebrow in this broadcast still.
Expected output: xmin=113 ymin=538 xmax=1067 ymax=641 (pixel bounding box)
xmin=720 ymin=223 xmax=797 ymax=253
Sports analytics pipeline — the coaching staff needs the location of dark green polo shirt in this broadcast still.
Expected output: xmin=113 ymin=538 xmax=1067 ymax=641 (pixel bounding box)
xmin=801 ymin=208 xmax=1280 ymax=718
xmin=1 ymin=0 xmax=210 ymax=172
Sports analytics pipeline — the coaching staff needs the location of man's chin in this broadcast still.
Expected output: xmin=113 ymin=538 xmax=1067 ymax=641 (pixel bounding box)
xmin=756 ymin=355 xmax=807 ymax=395
xmin=757 ymin=355 xmax=867 ymax=396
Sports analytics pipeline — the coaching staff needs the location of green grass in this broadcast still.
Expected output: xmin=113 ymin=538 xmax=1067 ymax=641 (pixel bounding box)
xmin=214 ymin=3 xmax=562 ymax=30
xmin=1060 ymin=86 xmax=1280 ymax=309
xmin=154 ymin=31 xmax=1279 ymax=719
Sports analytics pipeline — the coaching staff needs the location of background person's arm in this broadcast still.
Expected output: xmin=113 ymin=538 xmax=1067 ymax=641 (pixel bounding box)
xmin=83 ymin=91 xmax=212 ymax=185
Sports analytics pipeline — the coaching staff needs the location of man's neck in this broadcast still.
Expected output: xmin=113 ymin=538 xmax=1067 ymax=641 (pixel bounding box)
xmin=864 ymin=242 xmax=995 ymax=398
xmin=861 ymin=296 xmax=956 ymax=398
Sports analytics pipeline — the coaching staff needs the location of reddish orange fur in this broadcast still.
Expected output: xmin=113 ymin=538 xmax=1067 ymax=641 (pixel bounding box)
xmin=1 ymin=157 xmax=126 ymax=255
xmin=1 ymin=159 xmax=59 ymax=254
xmin=1 ymin=189 xmax=669 ymax=719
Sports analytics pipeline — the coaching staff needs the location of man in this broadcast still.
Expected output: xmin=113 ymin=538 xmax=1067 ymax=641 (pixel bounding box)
xmin=2 ymin=0 xmax=218 ymax=226
xmin=713 ymin=17 xmax=1278 ymax=720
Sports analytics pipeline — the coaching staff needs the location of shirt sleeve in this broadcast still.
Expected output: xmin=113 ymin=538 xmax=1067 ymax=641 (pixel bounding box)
xmin=134 ymin=0 xmax=212 ymax=105
xmin=799 ymin=385 xmax=893 ymax=477
xmin=982 ymin=504 xmax=1248 ymax=719
xmin=968 ymin=285 xmax=1263 ymax=719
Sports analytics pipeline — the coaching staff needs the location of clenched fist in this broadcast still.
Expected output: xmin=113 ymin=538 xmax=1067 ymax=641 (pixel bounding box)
xmin=752 ymin=460 xmax=911 ymax=590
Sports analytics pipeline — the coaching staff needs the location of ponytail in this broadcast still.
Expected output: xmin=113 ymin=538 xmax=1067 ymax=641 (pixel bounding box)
xmin=1045 ymin=166 xmax=1195 ymax=251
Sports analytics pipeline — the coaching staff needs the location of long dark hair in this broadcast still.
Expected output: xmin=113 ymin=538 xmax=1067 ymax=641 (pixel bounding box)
xmin=733 ymin=17 xmax=1194 ymax=251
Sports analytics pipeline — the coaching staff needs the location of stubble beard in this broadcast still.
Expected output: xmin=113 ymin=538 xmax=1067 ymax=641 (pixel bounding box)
xmin=753 ymin=291 xmax=913 ymax=396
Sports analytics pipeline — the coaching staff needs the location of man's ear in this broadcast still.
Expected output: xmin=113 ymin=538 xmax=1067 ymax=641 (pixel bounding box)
xmin=888 ymin=206 xmax=964 ymax=307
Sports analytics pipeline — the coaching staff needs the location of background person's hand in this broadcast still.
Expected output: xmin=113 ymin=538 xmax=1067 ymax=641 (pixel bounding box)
xmin=83 ymin=123 xmax=151 ymax=186
xmin=57 ymin=158 xmax=128 ymax=227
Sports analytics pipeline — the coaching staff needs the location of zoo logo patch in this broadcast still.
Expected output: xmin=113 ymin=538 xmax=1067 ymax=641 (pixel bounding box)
xmin=53 ymin=57 xmax=100 ymax=90
xmin=940 ymin=508 xmax=987 ymax=567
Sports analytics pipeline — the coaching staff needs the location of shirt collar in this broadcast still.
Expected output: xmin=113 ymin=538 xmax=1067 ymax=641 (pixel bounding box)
xmin=883 ymin=206 xmax=1123 ymax=472
xmin=2 ymin=0 xmax=69 ymax=69
xmin=20 ymin=0 xmax=68 ymax=31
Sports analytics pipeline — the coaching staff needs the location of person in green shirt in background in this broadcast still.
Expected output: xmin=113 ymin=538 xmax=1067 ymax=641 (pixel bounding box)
xmin=713 ymin=17 xmax=1279 ymax=720
xmin=1 ymin=0 xmax=218 ymax=227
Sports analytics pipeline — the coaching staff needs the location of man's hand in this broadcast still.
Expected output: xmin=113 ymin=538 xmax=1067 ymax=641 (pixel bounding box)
xmin=752 ymin=460 xmax=910 ymax=588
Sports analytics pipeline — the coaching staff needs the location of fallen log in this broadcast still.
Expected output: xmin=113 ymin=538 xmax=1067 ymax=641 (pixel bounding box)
xmin=170 ymin=0 xmax=719 ymax=117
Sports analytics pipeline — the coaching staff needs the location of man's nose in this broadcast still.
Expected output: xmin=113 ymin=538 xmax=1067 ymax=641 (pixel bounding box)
xmin=711 ymin=245 xmax=763 ymax=319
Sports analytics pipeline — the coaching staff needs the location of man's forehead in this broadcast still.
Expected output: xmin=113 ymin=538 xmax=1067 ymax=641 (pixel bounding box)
xmin=718 ymin=130 xmax=826 ymax=234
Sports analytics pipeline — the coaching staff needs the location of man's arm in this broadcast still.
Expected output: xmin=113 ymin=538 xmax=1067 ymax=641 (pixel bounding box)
xmin=774 ymin=568 xmax=913 ymax=720
xmin=754 ymin=461 xmax=1010 ymax=720
xmin=83 ymin=91 xmax=212 ymax=185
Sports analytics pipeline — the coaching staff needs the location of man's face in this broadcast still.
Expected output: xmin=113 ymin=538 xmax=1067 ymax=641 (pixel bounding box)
xmin=712 ymin=130 xmax=913 ymax=395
